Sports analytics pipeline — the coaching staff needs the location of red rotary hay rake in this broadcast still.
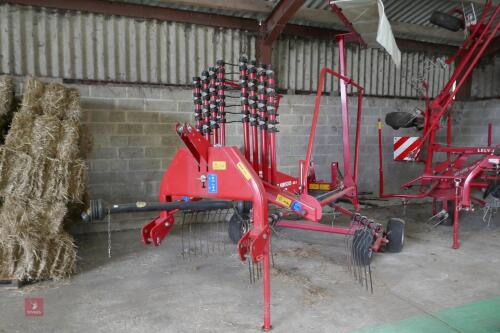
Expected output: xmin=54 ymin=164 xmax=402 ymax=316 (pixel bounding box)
xmin=83 ymin=3 xmax=406 ymax=330
xmin=379 ymin=0 xmax=500 ymax=249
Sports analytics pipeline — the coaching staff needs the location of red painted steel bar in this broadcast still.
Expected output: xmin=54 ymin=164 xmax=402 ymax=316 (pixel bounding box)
xmin=337 ymin=35 xmax=352 ymax=186
xmin=301 ymin=61 xmax=363 ymax=194
xmin=447 ymin=109 xmax=452 ymax=162
xmin=276 ymin=220 xmax=354 ymax=235
xmin=488 ymin=123 xmax=492 ymax=146
xmin=239 ymin=57 xmax=251 ymax=161
xmin=258 ymin=65 xmax=269 ymax=181
xmin=248 ymin=62 xmax=260 ymax=172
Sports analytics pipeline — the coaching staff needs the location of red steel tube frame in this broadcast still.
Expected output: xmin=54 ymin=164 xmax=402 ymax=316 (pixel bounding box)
xmin=376 ymin=0 xmax=500 ymax=249
xmin=301 ymin=36 xmax=363 ymax=205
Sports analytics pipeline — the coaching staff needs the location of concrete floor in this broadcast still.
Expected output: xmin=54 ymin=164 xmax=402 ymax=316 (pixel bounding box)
xmin=1 ymin=203 xmax=499 ymax=333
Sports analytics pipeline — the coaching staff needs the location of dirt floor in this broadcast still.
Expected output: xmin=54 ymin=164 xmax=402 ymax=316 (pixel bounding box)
xmin=0 ymin=203 xmax=499 ymax=333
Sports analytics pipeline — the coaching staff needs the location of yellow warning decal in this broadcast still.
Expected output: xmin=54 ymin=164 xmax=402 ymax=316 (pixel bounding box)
xmin=309 ymin=183 xmax=320 ymax=190
xmin=236 ymin=161 xmax=252 ymax=180
xmin=319 ymin=183 xmax=330 ymax=191
xmin=212 ymin=161 xmax=227 ymax=170
xmin=378 ymin=121 xmax=382 ymax=130
xmin=276 ymin=194 xmax=292 ymax=207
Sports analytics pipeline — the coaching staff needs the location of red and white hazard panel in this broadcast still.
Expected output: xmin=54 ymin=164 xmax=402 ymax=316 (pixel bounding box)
xmin=393 ymin=137 xmax=421 ymax=161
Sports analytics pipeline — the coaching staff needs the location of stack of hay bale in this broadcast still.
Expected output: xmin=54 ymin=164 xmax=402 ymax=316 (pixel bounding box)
xmin=0 ymin=77 xmax=87 ymax=281
xmin=0 ymin=76 xmax=16 ymax=143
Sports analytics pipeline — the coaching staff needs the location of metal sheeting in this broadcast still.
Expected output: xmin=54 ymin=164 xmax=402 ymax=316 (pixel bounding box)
xmin=472 ymin=55 xmax=500 ymax=98
xmin=0 ymin=4 xmax=255 ymax=84
xmin=272 ymin=36 xmax=454 ymax=97
xmin=0 ymin=3 xmax=453 ymax=97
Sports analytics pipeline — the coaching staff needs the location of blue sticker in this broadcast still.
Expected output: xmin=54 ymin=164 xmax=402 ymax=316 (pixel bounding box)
xmin=207 ymin=174 xmax=218 ymax=193
xmin=291 ymin=201 xmax=302 ymax=212
xmin=182 ymin=196 xmax=190 ymax=202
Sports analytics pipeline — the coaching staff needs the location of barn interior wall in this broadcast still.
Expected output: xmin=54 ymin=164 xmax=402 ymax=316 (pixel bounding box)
xmin=1 ymin=3 xmax=497 ymax=205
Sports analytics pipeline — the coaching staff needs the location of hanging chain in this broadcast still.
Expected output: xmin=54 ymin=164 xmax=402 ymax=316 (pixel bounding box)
xmin=107 ymin=209 xmax=112 ymax=258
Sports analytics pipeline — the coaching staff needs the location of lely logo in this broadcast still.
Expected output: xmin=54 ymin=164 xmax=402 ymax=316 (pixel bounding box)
xmin=25 ymin=298 xmax=44 ymax=316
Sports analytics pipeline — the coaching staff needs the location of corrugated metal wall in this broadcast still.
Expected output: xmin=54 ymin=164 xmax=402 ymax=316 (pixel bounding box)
xmin=471 ymin=55 xmax=500 ymax=99
xmin=0 ymin=4 xmax=256 ymax=84
xmin=0 ymin=3 xmax=454 ymax=97
xmin=272 ymin=36 xmax=454 ymax=97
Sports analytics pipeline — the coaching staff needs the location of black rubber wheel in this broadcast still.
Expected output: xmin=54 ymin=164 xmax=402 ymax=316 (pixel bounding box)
xmin=385 ymin=112 xmax=417 ymax=130
xmin=352 ymin=229 xmax=374 ymax=266
xmin=430 ymin=11 xmax=463 ymax=32
xmin=385 ymin=218 xmax=405 ymax=253
xmin=228 ymin=213 xmax=248 ymax=244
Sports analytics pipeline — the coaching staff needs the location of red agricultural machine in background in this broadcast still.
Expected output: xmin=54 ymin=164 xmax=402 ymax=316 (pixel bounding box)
xmin=82 ymin=2 xmax=406 ymax=330
xmin=379 ymin=0 xmax=500 ymax=249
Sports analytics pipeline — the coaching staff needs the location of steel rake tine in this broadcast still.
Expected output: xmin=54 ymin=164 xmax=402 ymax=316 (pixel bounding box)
xmin=352 ymin=231 xmax=359 ymax=281
xmin=363 ymin=229 xmax=369 ymax=291
xmin=248 ymin=260 xmax=253 ymax=284
xmin=221 ymin=210 xmax=227 ymax=255
xmin=356 ymin=231 xmax=365 ymax=285
xmin=206 ymin=211 xmax=210 ymax=255
xmin=270 ymin=236 xmax=275 ymax=268
xmin=345 ymin=235 xmax=351 ymax=272
xmin=368 ymin=262 xmax=373 ymax=294
xmin=252 ymin=259 xmax=256 ymax=283
xmin=348 ymin=234 xmax=354 ymax=273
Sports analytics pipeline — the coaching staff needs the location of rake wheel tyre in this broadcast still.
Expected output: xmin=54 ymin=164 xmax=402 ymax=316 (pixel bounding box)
xmin=352 ymin=229 xmax=373 ymax=266
xmin=385 ymin=218 xmax=405 ymax=253
xmin=430 ymin=11 xmax=462 ymax=32
xmin=385 ymin=112 xmax=416 ymax=130
xmin=228 ymin=213 xmax=248 ymax=244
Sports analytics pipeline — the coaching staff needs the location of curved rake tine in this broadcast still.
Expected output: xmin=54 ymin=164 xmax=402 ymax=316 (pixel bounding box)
xmin=270 ymin=235 xmax=275 ymax=268
xmin=363 ymin=228 xmax=369 ymax=291
xmin=248 ymin=260 xmax=253 ymax=284
xmin=344 ymin=235 xmax=351 ymax=272
xmin=352 ymin=230 xmax=361 ymax=282
xmin=368 ymin=262 xmax=373 ymax=294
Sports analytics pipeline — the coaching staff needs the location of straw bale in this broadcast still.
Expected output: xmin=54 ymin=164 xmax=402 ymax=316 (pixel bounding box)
xmin=0 ymin=78 xmax=82 ymax=282
xmin=20 ymin=77 xmax=44 ymax=114
xmin=68 ymin=160 xmax=87 ymax=203
xmin=66 ymin=88 xmax=81 ymax=122
xmin=0 ymin=76 xmax=14 ymax=118
xmin=1 ymin=151 xmax=33 ymax=199
xmin=43 ymin=202 xmax=68 ymax=235
xmin=30 ymin=115 xmax=61 ymax=158
xmin=42 ymin=159 xmax=68 ymax=202
xmin=41 ymin=83 xmax=68 ymax=119
xmin=4 ymin=110 xmax=35 ymax=151
xmin=57 ymin=120 xmax=80 ymax=161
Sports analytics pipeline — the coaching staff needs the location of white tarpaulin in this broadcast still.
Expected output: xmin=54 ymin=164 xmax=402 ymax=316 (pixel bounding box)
xmin=332 ymin=0 xmax=401 ymax=67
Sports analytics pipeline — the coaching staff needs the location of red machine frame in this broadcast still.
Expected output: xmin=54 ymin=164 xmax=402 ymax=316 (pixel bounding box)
xmin=79 ymin=3 xmax=412 ymax=330
xmin=138 ymin=10 xmax=398 ymax=330
xmin=378 ymin=0 xmax=500 ymax=249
